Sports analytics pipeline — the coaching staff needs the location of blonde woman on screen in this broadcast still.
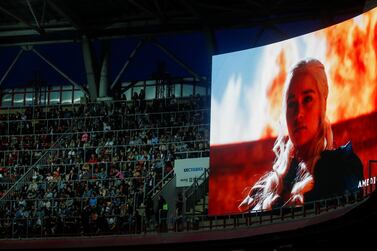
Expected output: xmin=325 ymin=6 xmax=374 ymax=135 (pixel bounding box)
xmin=238 ymin=59 xmax=363 ymax=212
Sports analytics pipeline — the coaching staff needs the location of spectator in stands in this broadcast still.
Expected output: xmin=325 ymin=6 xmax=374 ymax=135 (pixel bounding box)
xmin=238 ymin=59 xmax=364 ymax=212
xmin=88 ymin=153 xmax=98 ymax=166
xmin=157 ymin=195 xmax=168 ymax=232
xmin=175 ymin=193 xmax=184 ymax=231
xmin=139 ymin=89 xmax=146 ymax=112
xmin=81 ymin=131 xmax=89 ymax=146
xmin=1 ymin=89 xmax=210 ymax=237
xmin=103 ymin=121 xmax=111 ymax=132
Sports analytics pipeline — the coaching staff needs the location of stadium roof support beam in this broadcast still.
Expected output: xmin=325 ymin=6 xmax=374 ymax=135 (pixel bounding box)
xmin=129 ymin=0 xmax=161 ymax=21
xmin=195 ymin=2 xmax=256 ymax=15
xmin=151 ymin=39 xmax=201 ymax=80
xmin=245 ymin=0 xmax=268 ymax=11
xmin=0 ymin=4 xmax=42 ymax=35
xmin=179 ymin=0 xmax=200 ymax=17
xmin=0 ymin=48 xmax=24 ymax=87
xmin=110 ymin=40 xmax=144 ymax=90
xmin=26 ymin=0 xmax=45 ymax=34
xmin=251 ymin=23 xmax=288 ymax=47
xmin=243 ymin=1 xmax=288 ymax=47
xmin=31 ymin=47 xmax=88 ymax=95
xmin=204 ymin=26 xmax=217 ymax=56
xmin=251 ymin=26 xmax=266 ymax=47
xmin=179 ymin=0 xmax=217 ymax=62
xmin=47 ymin=0 xmax=85 ymax=32
xmin=98 ymin=40 xmax=110 ymax=98
xmin=203 ymin=26 xmax=217 ymax=84
xmin=40 ymin=0 xmax=47 ymax=28
xmin=81 ymin=36 xmax=98 ymax=100
xmin=152 ymin=0 xmax=167 ymax=23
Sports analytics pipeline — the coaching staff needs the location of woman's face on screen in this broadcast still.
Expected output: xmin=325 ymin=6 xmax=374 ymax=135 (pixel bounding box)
xmin=286 ymin=72 xmax=322 ymax=149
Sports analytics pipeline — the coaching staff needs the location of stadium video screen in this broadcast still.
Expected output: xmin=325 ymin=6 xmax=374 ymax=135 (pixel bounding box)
xmin=209 ymin=7 xmax=377 ymax=215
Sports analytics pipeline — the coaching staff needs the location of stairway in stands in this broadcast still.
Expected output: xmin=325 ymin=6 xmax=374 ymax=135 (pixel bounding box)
xmin=185 ymin=169 xmax=209 ymax=216
xmin=0 ymin=126 xmax=74 ymax=204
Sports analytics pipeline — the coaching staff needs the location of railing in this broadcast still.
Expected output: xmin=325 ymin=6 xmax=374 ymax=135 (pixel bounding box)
xmin=0 ymin=123 xmax=210 ymax=168
xmin=0 ymin=114 xmax=209 ymax=142
xmin=0 ymin=128 xmax=73 ymax=204
xmin=0 ymin=137 xmax=209 ymax=159
xmin=0 ymin=108 xmax=209 ymax=124
xmin=185 ymin=168 xmax=209 ymax=215
xmin=145 ymin=168 xmax=176 ymax=198
xmin=0 ymin=97 xmax=210 ymax=134
xmin=0 ymin=95 xmax=210 ymax=115
xmin=0 ymin=148 xmax=209 ymax=196
xmin=0 ymin=123 xmax=209 ymax=140
xmin=0 ymin=149 xmax=209 ymax=175
xmin=189 ymin=190 xmax=366 ymax=231
xmin=0 ymin=190 xmax=369 ymax=239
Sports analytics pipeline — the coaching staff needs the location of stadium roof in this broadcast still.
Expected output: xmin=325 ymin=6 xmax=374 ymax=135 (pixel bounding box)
xmin=0 ymin=0 xmax=375 ymax=91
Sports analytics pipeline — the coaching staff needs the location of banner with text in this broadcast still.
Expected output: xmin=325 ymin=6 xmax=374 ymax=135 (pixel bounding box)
xmin=175 ymin=157 xmax=209 ymax=187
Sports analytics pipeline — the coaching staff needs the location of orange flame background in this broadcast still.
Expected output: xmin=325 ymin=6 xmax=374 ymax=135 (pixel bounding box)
xmin=209 ymin=8 xmax=377 ymax=215
xmin=262 ymin=8 xmax=377 ymax=138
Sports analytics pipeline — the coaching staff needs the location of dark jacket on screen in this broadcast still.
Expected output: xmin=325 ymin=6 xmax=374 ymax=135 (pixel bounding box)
xmin=282 ymin=141 xmax=364 ymax=205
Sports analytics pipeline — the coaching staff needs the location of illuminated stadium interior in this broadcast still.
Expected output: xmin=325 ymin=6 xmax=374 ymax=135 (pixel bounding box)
xmin=0 ymin=1 xmax=377 ymax=250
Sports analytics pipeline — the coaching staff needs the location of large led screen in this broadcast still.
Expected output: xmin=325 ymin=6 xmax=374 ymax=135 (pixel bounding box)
xmin=209 ymin=7 xmax=377 ymax=215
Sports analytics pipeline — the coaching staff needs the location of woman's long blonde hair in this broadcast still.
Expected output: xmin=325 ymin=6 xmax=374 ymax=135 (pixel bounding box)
xmin=239 ymin=59 xmax=333 ymax=212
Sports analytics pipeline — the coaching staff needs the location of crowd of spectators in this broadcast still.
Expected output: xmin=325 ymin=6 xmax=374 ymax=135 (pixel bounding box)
xmin=0 ymin=106 xmax=74 ymax=194
xmin=0 ymin=93 xmax=210 ymax=237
